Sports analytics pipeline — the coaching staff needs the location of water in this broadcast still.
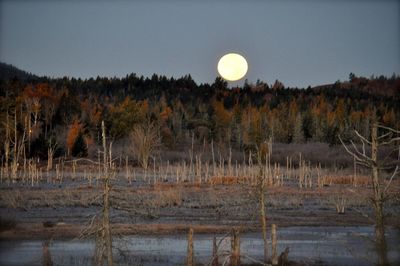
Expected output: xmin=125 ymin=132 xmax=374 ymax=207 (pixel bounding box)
xmin=0 ymin=226 xmax=399 ymax=265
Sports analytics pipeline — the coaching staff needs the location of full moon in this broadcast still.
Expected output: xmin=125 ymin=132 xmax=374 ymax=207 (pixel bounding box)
xmin=217 ymin=53 xmax=248 ymax=81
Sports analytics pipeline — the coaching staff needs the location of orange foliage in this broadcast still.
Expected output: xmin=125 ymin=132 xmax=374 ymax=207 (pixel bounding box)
xmin=141 ymin=99 xmax=149 ymax=115
xmin=22 ymin=83 xmax=55 ymax=100
xmin=91 ymin=108 xmax=102 ymax=125
xmin=240 ymin=106 xmax=264 ymax=145
xmin=66 ymin=119 xmax=83 ymax=153
xmin=326 ymin=111 xmax=336 ymax=126
xmin=316 ymin=96 xmax=329 ymax=115
xmin=36 ymin=83 xmax=55 ymax=99
xmin=334 ymin=99 xmax=346 ymax=125
xmin=22 ymin=85 xmax=38 ymax=99
xmin=383 ymin=109 xmax=396 ymax=126
xmin=85 ymin=135 xmax=94 ymax=146
xmin=349 ymin=111 xmax=363 ymax=124
xmin=160 ymin=106 xmax=172 ymax=122
xmin=213 ymin=100 xmax=232 ymax=126
xmin=81 ymin=99 xmax=102 ymax=125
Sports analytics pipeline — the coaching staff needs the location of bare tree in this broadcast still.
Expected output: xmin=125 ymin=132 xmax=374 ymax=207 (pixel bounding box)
xmin=3 ymin=111 xmax=11 ymax=179
xmin=102 ymin=121 xmax=114 ymax=266
xmin=9 ymin=110 xmax=27 ymax=182
xmin=339 ymin=123 xmax=399 ymax=266
xmin=186 ymin=228 xmax=194 ymax=266
xmin=77 ymin=121 xmax=114 ymax=265
xmin=256 ymin=139 xmax=272 ymax=263
xmin=47 ymin=140 xmax=57 ymax=171
xmin=130 ymin=122 xmax=160 ymax=169
xmin=93 ymin=121 xmax=114 ymax=266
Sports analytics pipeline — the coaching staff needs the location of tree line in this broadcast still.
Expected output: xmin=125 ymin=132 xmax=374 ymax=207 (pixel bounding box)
xmin=0 ymin=71 xmax=399 ymax=160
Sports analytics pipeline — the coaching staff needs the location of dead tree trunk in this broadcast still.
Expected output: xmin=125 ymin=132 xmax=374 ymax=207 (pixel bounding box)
xmin=47 ymin=141 xmax=56 ymax=172
xmin=103 ymin=176 xmax=113 ymax=266
xmin=340 ymin=123 xmax=400 ymax=266
xmin=102 ymin=121 xmax=113 ymax=266
xmin=271 ymin=224 xmax=278 ymax=266
xmin=230 ymin=229 xmax=240 ymax=266
xmin=371 ymin=125 xmax=388 ymax=266
xmin=4 ymin=112 xmax=10 ymax=181
xmin=11 ymin=111 xmax=18 ymax=182
xmin=42 ymin=240 xmax=53 ymax=266
xmin=257 ymin=144 xmax=268 ymax=263
xmin=259 ymin=178 xmax=268 ymax=263
xmin=212 ymin=235 xmax=219 ymax=266
xmin=94 ymin=121 xmax=114 ymax=266
xmin=187 ymin=228 xmax=194 ymax=266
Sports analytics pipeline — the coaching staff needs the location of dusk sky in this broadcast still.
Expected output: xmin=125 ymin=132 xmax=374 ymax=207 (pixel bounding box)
xmin=1 ymin=0 xmax=399 ymax=88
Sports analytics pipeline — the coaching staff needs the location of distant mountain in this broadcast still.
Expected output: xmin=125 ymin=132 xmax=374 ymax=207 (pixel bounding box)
xmin=0 ymin=62 xmax=38 ymax=81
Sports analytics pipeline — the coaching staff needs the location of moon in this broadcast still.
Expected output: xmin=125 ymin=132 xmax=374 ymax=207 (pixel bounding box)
xmin=217 ymin=53 xmax=248 ymax=81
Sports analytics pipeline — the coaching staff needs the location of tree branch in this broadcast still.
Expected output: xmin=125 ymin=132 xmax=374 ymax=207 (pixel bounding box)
xmin=384 ymin=165 xmax=399 ymax=194
xmin=355 ymin=130 xmax=372 ymax=145
xmin=339 ymin=135 xmax=371 ymax=167
xmin=377 ymin=132 xmax=393 ymax=141
xmin=349 ymin=140 xmax=373 ymax=163
xmin=379 ymin=137 xmax=400 ymax=146
xmin=377 ymin=124 xmax=400 ymax=134
xmin=64 ymin=158 xmax=101 ymax=165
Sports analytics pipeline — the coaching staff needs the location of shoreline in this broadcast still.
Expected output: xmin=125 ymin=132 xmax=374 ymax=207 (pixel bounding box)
xmin=1 ymin=220 xmax=392 ymax=241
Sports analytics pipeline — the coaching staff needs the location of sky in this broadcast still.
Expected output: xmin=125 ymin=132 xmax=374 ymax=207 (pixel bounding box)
xmin=0 ymin=0 xmax=399 ymax=88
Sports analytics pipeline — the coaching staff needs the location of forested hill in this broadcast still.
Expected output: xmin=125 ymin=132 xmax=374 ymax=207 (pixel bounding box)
xmin=312 ymin=73 xmax=400 ymax=97
xmin=0 ymin=63 xmax=399 ymax=159
xmin=0 ymin=62 xmax=38 ymax=82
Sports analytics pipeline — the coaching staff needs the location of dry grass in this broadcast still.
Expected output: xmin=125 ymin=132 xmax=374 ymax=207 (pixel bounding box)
xmin=1 ymin=170 xmax=398 ymax=234
xmin=266 ymin=194 xmax=304 ymax=209
xmin=1 ymin=181 xmax=399 ymax=240
xmin=151 ymin=182 xmax=201 ymax=190
xmin=208 ymin=176 xmax=248 ymax=185
xmin=0 ymin=189 xmax=26 ymax=209
xmin=328 ymin=194 xmax=347 ymax=214
xmin=321 ymin=175 xmax=371 ymax=185
xmin=0 ymin=188 xmax=100 ymax=209
xmin=0 ymin=178 xmax=380 ymax=213
xmin=152 ymin=186 xmax=183 ymax=208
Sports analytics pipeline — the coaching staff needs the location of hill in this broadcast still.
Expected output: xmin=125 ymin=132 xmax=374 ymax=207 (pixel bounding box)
xmin=0 ymin=62 xmax=38 ymax=81
xmin=313 ymin=73 xmax=400 ymax=97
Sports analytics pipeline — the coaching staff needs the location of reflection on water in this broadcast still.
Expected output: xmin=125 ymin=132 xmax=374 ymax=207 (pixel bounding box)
xmin=0 ymin=226 xmax=399 ymax=265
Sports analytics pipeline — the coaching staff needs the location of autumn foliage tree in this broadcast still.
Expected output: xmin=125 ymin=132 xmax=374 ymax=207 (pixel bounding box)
xmin=66 ymin=119 xmax=84 ymax=156
xmin=0 ymin=71 xmax=399 ymax=160
xmin=72 ymin=131 xmax=88 ymax=157
xmin=212 ymin=100 xmax=233 ymax=144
